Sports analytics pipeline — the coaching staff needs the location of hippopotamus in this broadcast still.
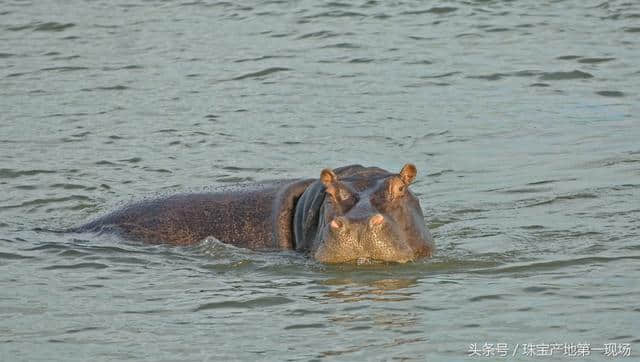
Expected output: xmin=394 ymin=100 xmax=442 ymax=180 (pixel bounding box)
xmin=75 ymin=164 xmax=434 ymax=263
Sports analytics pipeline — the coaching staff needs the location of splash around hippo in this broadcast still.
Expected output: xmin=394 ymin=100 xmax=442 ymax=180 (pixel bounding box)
xmin=74 ymin=164 xmax=434 ymax=263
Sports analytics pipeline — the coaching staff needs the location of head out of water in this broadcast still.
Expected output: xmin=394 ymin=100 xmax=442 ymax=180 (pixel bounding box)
xmin=294 ymin=164 xmax=434 ymax=263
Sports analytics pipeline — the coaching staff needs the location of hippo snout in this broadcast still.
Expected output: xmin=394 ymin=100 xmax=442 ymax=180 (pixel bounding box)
xmin=328 ymin=213 xmax=385 ymax=233
xmin=314 ymin=216 xmax=417 ymax=264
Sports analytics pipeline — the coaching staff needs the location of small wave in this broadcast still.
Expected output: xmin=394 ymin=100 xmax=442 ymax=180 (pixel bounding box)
xmin=297 ymin=30 xmax=339 ymax=39
xmin=101 ymin=64 xmax=144 ymax=71
xmin=557 ymin=55 xmax=582 ymax=60
xmin=0 ymin=252 xmax=35 ymax=260
xmin=595 ymin=90 xmax=625 ymax=97
xmin=0 ymin=168 xmax=56 ymax=179
xmin=5 ymin=72 xmax=31 ymax=78
xmin=95 ymin=160 xmax=118 ymax=166
xmin=43 ymin=262 xmax=109 ymax=270
xmin=468 ymin=294 xmax=506 ymax=302
xmin=467 ymin=73 xmax=505 ymax=81
xmin=526 ymin=192 xmax=597 ymax=207
xmin=118 ymin=157 xmax=142 ymax=163
xmin=492 ymin=26 xmax=515 ymax=32
xmin=194 ymin=296 xmax=293 ymax=311
xmin=82 ymin=85 xmax=129 ymax=91
xmin=64 ymin=326 xmax=103 ymax=334
xmin=303 ymin=10 xmax=366 ymax=19
xmin=284 ymin=323 xmax=326 ymax=330
xmin=421 ymin=71 xmax=460 ymax=79
xmin=197 ymin=237 xmax=247 ymax=256
xmin=348 ymin=58 xmax=374 ymax=63
xmin=58 ymin=249 xmax=89 ymax=257
xmin=455 ymin=32 xmax=482 ymax=38
xmin=40 ymin=66 xmax=89 ymax=72
xmin=320 ymin=1 xmax=352 ymax=8
xmin=320 ymin=42 xmax=360 ymax=49
xmin=578 ymin=57 xmax=615 ymax=64
xmin=539 ymin=70 xmax=593 ymax=81
xmin=25 ymin=242 xmax=71 ymax=252
xmin=471 ymin=255 xmax=640 ymax=275
xmin=233 ymin=55 xmax=292 ymax=63
xmin=405 ymin=59 xmax=433 ymax=65
xmin=400 ymin=7 xmax=457 ymax=15
xmin=230 ymin=67 xmax=290 ymax=80
xmin=49 ymin=183 xmax=90 ymax=190
xmin=7 ymin=22 xmax=76 ymax=32
xmin=468 ymin=70 xmax=540 ymax=81
xmin=5 ymin=24 xmax=31 ymax=31
xmin=34 ymin=22 xmax=75 ymax=32
xmin=526 ymin=178 xmax=575 ymax=186
xmin=408 ymin=35 xmax=435 ymax=41
xmin=405 ymin=81 xmax=449 ymax=88
xmin=522 ymin=285 xmax=557 ymax=294
xmin=495 ymin=187 xmax=551 ymax=194
xmin=0 ymin=195 xmax=91 ymax=211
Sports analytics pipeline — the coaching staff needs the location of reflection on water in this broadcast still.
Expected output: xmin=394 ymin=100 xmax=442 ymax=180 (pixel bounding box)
xmin=321 ymin=278 xmax=418 ymax=302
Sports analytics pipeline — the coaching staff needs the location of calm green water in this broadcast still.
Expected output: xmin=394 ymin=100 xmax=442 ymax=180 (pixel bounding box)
xmin=1 ymin=0 xmax=639 ymax=361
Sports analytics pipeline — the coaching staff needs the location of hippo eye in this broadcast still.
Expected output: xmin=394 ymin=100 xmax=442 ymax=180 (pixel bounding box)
xmin=387 ymin=180 xmax=407 ymax=200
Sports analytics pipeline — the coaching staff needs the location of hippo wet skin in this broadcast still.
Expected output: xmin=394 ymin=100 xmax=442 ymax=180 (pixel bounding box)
xmin=76 ymin=164 xmax=434 ymax=263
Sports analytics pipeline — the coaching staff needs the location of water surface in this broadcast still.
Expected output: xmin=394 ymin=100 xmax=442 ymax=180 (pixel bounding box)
xmin=1 ymin=0 xmax=639 ymax=360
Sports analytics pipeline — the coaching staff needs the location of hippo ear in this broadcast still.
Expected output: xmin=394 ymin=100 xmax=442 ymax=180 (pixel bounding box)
xmin=399 ymin=163 xmax=417 ymax=185
xmin=320 ymin=168 xmax=338 ymax=187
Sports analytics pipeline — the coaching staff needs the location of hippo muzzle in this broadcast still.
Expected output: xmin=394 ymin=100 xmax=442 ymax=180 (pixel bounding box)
xmin=313 ymin=213 xmax=418 ymax=263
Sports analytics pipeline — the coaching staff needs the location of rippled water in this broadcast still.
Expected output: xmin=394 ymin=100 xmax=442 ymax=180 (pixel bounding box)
xmin=1 ymin=0 xmax=639 ymax=360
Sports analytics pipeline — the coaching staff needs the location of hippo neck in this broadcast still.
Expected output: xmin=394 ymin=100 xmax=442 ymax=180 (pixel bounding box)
xmin=291 ymin=179 xmax=326 ymax=252
xmin=271 ymin=178 xmax=315 ymax=250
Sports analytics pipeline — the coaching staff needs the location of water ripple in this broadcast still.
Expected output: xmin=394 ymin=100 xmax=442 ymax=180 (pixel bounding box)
xmin=578 ymin=57 xmax=616 ymax=64
xmin=0 ymin=251 xmax=35 ymax=260
xmin=539 ymin=70 xmax=594 ymax=81
xmin=472 ymin=255 xmax=640 ymax=275
xmin=468 ymin=294 xmax=506 ymax=302
xmin=34 ymin=22 xmax=75 ymax=32
xmin=230 ymin=67 xmax=290 ymax=80
xmin=194 ymin=296 xmax=293 ymax=311
xmin=297 ymin=30 xmax=340 ymax=39
xmin=43 ymin=262 xmax=109 ymax=270
xmin=400 ymin=7 xmax=457 ymax=15
xmin=1 ymin=196 xmax=91 ymax=211
xmin=40 ymin=66 xmax=89 ymax=72
xmin=596 ymin=90 xmax=625 ymax=97
xmin=304 ymin=10 xmax=366 ymax=19
xmin=0 ymin=168 xmax=56 ymax=179
xmin=81 ymin=85 xmax=129 ymax=91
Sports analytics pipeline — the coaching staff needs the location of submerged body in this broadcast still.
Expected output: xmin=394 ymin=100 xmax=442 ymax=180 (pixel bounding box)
xmin=76 ymin=164 xmax=434 ymax=263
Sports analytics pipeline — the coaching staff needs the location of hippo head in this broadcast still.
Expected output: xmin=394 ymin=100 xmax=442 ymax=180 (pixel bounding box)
xmin=293 ymin=164 xmax=434 ymax=263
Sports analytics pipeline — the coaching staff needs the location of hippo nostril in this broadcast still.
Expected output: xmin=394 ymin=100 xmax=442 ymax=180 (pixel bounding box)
xmin=369 ymin=213 xmax=384 ymax=227
xmin=330 ymin=217 xmax=344 ymax=230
